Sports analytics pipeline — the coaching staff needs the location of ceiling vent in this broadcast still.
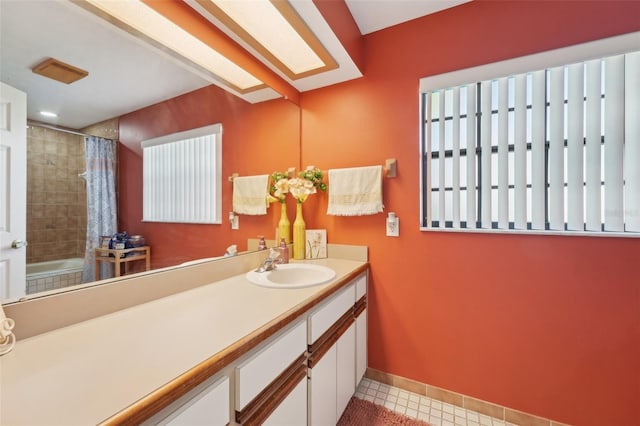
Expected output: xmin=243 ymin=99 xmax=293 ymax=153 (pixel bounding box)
xmin=32 ymin=58 xmax=88 ymax=84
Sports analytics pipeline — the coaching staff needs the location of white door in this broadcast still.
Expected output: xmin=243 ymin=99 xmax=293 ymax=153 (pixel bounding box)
xmin=263 ymin=377 xmax=307 ymax=426
xmin=0 ymin=82 xmax=27 ymax=302
xmin=336 ymin=323 xmax=356 ymax=422
xmin=356 ymin=308 xmax=368 ymax=384
xmin=308 ymin=343 xmax=337 ymax=426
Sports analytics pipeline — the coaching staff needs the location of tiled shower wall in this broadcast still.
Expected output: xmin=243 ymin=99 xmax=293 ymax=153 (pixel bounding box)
xmin=26 ymin=126 xmax=87 ymax=264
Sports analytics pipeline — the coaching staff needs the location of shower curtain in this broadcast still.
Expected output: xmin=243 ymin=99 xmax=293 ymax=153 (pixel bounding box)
xmin=82 ymin=136 xmax=117 ymax=283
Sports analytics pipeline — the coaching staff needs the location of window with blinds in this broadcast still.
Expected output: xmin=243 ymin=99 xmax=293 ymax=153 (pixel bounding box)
xmin=142 ymin=124 xmax=222 ymax=224
xmin=420 ymin=41 xmax=639 ymax=236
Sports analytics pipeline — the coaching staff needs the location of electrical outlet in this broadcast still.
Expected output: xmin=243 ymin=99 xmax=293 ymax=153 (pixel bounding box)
xmin=386 ymin=213 xmax=399 ymax=237
xmin=229 ymin=212 xmax=239 ymax=230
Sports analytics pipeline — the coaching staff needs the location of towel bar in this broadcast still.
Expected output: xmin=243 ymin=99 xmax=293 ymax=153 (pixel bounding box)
xmin=229 ymin=167 xmax=296 ymax=182
xmin=304 ymin=159 xmax=398 ymax=179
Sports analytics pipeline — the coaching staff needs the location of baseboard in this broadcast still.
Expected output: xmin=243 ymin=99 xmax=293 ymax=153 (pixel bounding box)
xmin=364 ymin=368 xmax=570 ymax=426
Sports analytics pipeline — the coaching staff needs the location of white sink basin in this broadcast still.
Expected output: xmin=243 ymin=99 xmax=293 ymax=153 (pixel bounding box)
xmin=246 ymin=263 xmax=336 ymax=289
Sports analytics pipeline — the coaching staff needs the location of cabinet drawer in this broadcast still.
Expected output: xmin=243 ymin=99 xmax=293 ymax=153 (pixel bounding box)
xmin=235 ymin=320 xmax=306 ymax=411
xmin=355 ymin=274 xmax=367 ymax=300
xmin=308 ymin=283 xmax=355 ymax=345
xmin=164 ymin=376 xmax=229 ymax=425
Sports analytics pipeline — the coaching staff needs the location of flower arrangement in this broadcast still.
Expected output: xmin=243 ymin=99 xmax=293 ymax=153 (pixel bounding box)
xmin=267 ymin=168 xmax=326 ymax=204
xmin=289 ymin=167 xmax=326 ymax=203
xmin=267 ymin=167 xmax=326 ymax=258
xmin=268 ymin=171 xmax=290 ymax=204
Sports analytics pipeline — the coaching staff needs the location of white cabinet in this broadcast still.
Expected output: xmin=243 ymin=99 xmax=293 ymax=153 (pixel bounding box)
xmin=308 ymin=344 xmax=337 ymax=426
xmin=308 ymin=283 xmax=356 ymax=344
xmin=160 ymin=271 xmax=367 ymax=426
xmin=235 ymin=321 xmax=306 ymax=411
xmin=336 ymin=323 xmax=356 ymax=419
xmin=354 ymin=272 xmax=368 ymax=385
xmin=308 ymin=272 xmax=367 ymax=426
xmin=355 ymin=308 xmax=367 ymax=384
xmin=308 ymin=322 xmax=356 ymax=426
xmin=263 ymin=376 xmax=307 ymax=426
xmin=160 ymin=376 xmax=229 ymax=426
xmin=355 ymin=275 xmax=366 ymax=301
xmin=235 ymin=320 xmax=307 ymax=425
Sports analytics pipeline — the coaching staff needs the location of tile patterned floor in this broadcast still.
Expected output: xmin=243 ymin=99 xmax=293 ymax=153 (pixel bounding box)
xmin=355 ymin=378 xmax=518 ymax=426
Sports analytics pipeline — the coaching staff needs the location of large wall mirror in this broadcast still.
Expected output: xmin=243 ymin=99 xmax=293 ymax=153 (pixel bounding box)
xmin=0 ymin=0 xmax=301 ymax=302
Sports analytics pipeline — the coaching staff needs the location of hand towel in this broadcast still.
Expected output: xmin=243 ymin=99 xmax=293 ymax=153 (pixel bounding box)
xmin=327 ymin=166 xmax=384 ymax=216
xmin=232 ymin=174 xmax=269 ymax=215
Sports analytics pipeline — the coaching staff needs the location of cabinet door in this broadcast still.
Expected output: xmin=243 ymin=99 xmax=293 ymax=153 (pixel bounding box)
xmin=235 ymin=321 xmax=306 ymax=411
xmin=163 ymin=376 xmax=229 ymax=426
xmin=356 ymin=308 xmax=367 ymax=384
xmin=308 ymin=344 xmax=337 ymax=426
xmin=263 ymin=376 xmax=307 ymax=426
xmin=355 ymin=275 xmax=367 ymax=300
xmin=336 ymin=323 xmax=356 ymax=422
xmin=308 ymin=283 xmax=355 ymax=344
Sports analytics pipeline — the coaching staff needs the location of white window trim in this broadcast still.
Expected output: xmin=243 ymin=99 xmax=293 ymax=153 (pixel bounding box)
xmin=418 ymin=31 xmax=640 ymax=237
xmin=142 ymin=123 xmax=223 ymax=224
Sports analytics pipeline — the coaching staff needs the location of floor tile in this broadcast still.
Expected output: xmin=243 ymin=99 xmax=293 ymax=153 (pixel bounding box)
xmin=356 ymin=378 xmax=514 ymax=426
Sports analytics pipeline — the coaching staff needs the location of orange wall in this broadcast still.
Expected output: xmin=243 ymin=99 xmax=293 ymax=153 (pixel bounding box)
xmin=116 ymin=1 xmax=640 ymax=424
xmin=302 ymin=1 xmax=640 ymax=425
xmin=118 ymin=84 xmax=300 ymax=268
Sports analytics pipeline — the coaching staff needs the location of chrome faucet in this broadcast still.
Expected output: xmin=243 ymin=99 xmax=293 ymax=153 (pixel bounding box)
xmin=255 ymin=248 xmax=281 ymax=273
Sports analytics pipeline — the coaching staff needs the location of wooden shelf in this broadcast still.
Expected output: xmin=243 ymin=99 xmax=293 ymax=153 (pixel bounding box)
xmin=95 ymin=246 xmax=151 ymax=280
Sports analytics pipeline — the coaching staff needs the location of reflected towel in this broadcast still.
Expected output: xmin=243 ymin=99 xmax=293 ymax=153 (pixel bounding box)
xmin=327 ymin=166 xmax=384 ymax=216
xmin=232 ymin=174 xmax=269 ymax=215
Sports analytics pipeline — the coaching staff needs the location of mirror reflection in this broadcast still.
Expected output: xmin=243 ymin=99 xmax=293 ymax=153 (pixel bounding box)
xmin=1 ymin=1 xmax=301 ymax=301
xmin=24 ymin=124 xmax=92 ymax=295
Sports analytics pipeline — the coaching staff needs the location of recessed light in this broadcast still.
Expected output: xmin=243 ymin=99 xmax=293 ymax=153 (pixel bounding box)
xmin=39 ymin=111 xmax=58 ymax=118
xmin=199 ymin=0 xmax=337 ymax=79
xmin=83 ymin=0 xmax=264 ymax=92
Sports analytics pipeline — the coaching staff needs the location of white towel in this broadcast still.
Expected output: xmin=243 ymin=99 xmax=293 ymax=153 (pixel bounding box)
xmin=327 ymin=166 xmax=384 ymax=216
xmin=232 ymin=174 xmax=269 ymax=215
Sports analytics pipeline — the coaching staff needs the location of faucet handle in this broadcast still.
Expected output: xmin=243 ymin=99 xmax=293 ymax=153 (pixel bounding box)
xmin=268 ymin=247 xmax=281 ymax=260
xmin=255 ymin=248 xmax=281 ymax=272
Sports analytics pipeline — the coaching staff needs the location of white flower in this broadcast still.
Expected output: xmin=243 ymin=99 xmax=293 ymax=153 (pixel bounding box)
xmin=288 ymin=178 xmax=316 ymax=203
xmin=269 ymin=173 xmax=290 ymax=204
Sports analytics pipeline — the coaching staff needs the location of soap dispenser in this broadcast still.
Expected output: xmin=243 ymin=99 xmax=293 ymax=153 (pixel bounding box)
xmin=258 ymin=235 xmax=267 ymax=250
xmin=278 ymin=238 xmax=289 ymax=264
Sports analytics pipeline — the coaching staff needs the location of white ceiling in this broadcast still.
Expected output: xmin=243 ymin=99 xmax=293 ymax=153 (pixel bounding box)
xmin=0 ymin=0 xmax=469 ymax=130
xmin=345 ymin=0 xmax=470 ymax=35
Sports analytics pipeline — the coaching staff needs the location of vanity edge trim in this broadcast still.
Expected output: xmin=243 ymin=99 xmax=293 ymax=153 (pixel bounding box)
xmin=99 ymin=262 xmax=370 ymax=425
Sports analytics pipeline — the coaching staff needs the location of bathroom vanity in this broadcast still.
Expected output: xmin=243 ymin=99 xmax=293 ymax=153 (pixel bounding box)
xmin=0 ymin=246 xmax=368 ymax=425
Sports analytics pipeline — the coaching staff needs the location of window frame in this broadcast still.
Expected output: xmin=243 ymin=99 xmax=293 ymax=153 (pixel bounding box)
xmin=142 ymin=123 xmax=223 ymax=224
xmin=419 ymin=32 xmax=640 ymax=238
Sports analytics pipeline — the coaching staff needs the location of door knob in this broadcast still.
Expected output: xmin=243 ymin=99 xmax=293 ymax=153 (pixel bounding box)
xmin=11 ymin=240 xmax=27 ymax=249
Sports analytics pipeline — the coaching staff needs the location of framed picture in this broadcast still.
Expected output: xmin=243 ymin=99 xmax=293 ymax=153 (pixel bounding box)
xmin=305 ymin=229 xmax=327 ymax=259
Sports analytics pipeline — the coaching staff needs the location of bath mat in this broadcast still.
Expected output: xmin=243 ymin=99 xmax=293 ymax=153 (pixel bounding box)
xmin=337 ymin=396 xmax=431 ymax=426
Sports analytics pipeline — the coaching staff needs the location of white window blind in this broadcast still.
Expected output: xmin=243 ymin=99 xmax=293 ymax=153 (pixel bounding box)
xmin=420 ymin=38 xmax=640 ymax=236
xmin=142 ymin=124 xmax=222 ymax=224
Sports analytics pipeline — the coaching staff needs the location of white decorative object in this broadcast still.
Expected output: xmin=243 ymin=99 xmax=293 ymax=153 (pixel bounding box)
xmin=0 ymin=304 xmax=16 ymax=355
xmin=305 ymin=229 xmax=327 ymax=259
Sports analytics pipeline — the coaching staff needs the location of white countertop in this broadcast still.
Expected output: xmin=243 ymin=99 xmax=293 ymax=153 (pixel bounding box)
xmin=0 ymin=258 xmax=366 ymax=425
